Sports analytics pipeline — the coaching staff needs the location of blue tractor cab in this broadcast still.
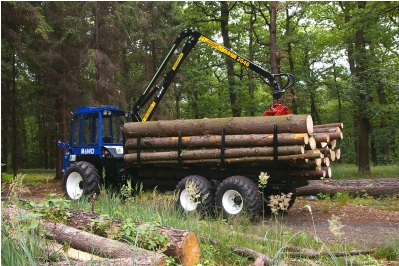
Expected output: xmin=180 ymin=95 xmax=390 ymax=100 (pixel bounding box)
xmin=58 ymin=106 xmax=128 ymax=200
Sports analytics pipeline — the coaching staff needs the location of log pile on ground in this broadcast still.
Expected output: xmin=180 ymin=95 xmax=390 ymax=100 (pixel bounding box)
xmin=3 ymin=205 xmax=201 ymax=266
xmin=123 ymin=115 xmax=343 ymax=181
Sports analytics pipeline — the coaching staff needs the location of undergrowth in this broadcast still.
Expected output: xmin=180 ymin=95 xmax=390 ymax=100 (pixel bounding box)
xmin=1 ymin=169 xmax=398 ymax=265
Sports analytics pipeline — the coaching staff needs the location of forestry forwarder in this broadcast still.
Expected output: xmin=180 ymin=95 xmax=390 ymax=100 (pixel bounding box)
xmin=58 ymin=28 xmax=297 ymax=217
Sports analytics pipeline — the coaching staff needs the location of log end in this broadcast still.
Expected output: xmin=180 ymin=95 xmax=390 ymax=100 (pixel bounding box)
xmin=306 ymin=115 xmax=314 ymax=136
xmin=181 ymin=232 xmax=201 ymax=266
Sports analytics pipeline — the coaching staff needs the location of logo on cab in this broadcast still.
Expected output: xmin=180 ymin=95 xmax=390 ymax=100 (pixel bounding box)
xmin=81 ymin=148 xmax=95 ymax=155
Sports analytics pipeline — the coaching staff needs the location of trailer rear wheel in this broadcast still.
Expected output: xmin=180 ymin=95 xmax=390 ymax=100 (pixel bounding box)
xmin=215 ymin=176 xmax=262 ymax=219
xmin=175 ymin=175 xmax=214 ymax=215
xmin=62 ymin=161 xmax=101 ymax=200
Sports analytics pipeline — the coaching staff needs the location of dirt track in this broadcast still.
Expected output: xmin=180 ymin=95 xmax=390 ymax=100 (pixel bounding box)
xmin=280 ymin=197 xmax=399 ymax=248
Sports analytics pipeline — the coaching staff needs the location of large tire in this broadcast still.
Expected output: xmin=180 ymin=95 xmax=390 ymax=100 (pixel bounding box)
xmin=215 ymin=176 xmax=262 ymax=219
xmin=62 ymin=161 xmax=101 ymax=200
xmin=175 ymin=175 xmax=214 ymax=215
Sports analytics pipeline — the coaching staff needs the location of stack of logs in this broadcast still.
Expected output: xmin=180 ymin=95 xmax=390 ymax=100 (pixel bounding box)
xmin=123 ymin=114 xmax=343 ymax=180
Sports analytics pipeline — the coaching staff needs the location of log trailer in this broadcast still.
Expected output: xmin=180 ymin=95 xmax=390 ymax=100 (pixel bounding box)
xmin=59 ymin=29 xmax=341 ymax=218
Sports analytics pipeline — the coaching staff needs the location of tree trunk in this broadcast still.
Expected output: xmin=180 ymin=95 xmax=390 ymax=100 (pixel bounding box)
xmin=12 ymin=52 xmax=19 ymax=176
xmin=270 ymin=1 xmax=279 ymax=76
xmin=220 ymin=1 xmax=240 ymax=117
xmin=123 ymin=115 xmax=314 ymax=137
xmin=248 ymin=5 xmax=256 ymax=116
xmin=3 ymin=206 xmax=167 ymax=265
xmin=285 ymin=5 xmax=297 ymax=114
xmin=296 ymin=178 xmax=399 ymax=197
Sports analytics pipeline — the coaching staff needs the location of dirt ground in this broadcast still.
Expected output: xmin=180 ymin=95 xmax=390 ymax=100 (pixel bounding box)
xmin=3 ymin=178 xmax=399 ymax=249
xmin=281 ymin=197 xmax=399 ymax=248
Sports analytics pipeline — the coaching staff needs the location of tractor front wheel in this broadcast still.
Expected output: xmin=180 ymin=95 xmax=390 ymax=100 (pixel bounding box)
xmin=62 ymin=161 xmax=101 ymax=200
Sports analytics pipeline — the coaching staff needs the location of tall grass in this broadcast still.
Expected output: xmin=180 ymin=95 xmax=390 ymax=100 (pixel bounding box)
xmin=331 ymin=164 xmax=399 ymax=179
xmin=67 ymin=189 xmax=392 ymax=265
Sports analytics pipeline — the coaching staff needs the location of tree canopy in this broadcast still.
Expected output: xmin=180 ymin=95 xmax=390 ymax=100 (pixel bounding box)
xmin=2 ymin=1 xmax=398 ymax=176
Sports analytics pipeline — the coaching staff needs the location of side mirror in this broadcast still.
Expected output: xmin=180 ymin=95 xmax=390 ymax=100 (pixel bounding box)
xmin=58 ymin=141 xmax=64 ymax=148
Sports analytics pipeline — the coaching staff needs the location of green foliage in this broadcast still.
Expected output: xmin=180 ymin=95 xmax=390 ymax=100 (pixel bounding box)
xmin=118 ymin=218 xmax=169 ymax=251
xmin=373 ymin=237 xmax=399 ymax=261
xmin=26 ymin=196 xmax=71 ymax=223
xmin=2 ymin=2 xmax=398 ymax=172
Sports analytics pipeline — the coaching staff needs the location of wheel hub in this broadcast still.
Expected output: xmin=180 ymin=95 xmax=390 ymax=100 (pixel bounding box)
xmin=180 ymin=189 xmax=198 ymax=212
xmin=66 ymin=172 xmax=84 ymax=199
xmin=222 ymin=190 xmax=243 ymax=214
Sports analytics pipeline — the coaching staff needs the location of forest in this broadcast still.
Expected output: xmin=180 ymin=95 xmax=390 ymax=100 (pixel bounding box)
xmin=2 ymin=1 xmax=399 ymax=177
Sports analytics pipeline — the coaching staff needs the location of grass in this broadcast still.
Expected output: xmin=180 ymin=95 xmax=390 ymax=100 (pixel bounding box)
xmin=331 ymin=164 xmax=399 ymax=180
xmin=1 ymin=167 xmax=398 ymax=265
xmin=3 ymin=188 xmax=398 ymax=265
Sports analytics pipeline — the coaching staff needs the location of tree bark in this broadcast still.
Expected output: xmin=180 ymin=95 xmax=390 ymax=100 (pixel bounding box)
xmin=132 ymin=151 xmax=323 ymax=168
xmin=125 ymin=133 xmax=309 ymax=150
xmin=296 ymin=178 xmax=399 ymax=197
xmin=125 ymin=146 xmax=304 ymax=163
xmin=123 ymin=115 xmax=314 ymax=137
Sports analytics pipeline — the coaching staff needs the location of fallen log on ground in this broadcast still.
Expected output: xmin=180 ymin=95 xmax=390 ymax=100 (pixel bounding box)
xmin=45 ymin=240 xmax=104 ymax=263
xmin=3 ymin=206 xmax=167 ymax=265
xmin=123 ymin=115 xmax=314 ymax=137
xmin=285 ymin=245 xmax=374 ymax=259
xmin=61 ymin=208 xmax=200 ymax=266
xmin=296 ymin=178 xmax=399 ymax=197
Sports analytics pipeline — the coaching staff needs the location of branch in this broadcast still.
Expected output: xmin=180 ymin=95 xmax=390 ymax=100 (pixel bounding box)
xmin=285 ymin=245 xmax=375 ymax=259
xmin=199 ymin=236 xmax=287 ymax=266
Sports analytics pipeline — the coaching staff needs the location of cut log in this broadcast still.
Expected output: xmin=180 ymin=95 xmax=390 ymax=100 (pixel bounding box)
xmin=64 ymin=209 xmax=200 ymax=266
xmin=314 ymin=123 xmax=343 ymax=129
xmin=296 ymin=178 xmax=399 ymax=197
xmin=326 ymin=150 xmax=336 ymax=161
xmin=2 ymin=206 xmax=167 ymax=265
xmin=287 ymin=158 xmax=322 ymax=168
xmin=290 ymin=169 xmax=326 ymax=179
xmin=124 ymin=145 xmax=304 ymax=162
xmin=328 ymin=132 xmax=343 ymax=140
xmin=335 ymin=149 xmax=341 ymax=160
xmin=316 ymin=141 xmax=328 ymax=148
xmin=323 ymin=157 xmax=330 ymax=167
xmin=304 ymin=136 xmax=317 ymax=150
xmin=130 ymin=151 xmax=324 ymax=166
xmin=312 ymin=133 xmax=330 ymax=143
xmin=123 ymin=115 xmax=313 ymax=137
xmin=313 ymin=127 xmax=341 ymax=133
xmin=45 ymin=240 xmax=105 ymax=262
xmin=124 ymin=133 xmax=309 ymax=150
xmin=321 ymin=167 xmax=332 ymax=178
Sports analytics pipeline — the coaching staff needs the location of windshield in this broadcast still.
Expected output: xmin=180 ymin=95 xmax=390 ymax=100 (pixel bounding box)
xmin=102 ymin=112 xmax=125 ymax=144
